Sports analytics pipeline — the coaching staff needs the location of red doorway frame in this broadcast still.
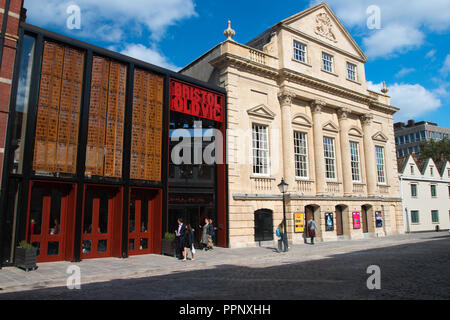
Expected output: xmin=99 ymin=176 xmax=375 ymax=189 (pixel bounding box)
xmin=128 ymin=187 xmax=162 ymax=256
xmin=25 ymin=181 xmax=77 ymax=263
xmin=80 ymin=184 xmax=123 ymax=259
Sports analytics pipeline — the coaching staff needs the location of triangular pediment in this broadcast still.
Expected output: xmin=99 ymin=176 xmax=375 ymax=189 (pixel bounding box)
xmin=247 ymin=104 xmax=276 ymax=120
xmin=281 ymin=3 xmax=367 ymax=62
xmin=372 ymin=131 xmax=388 ymax=142
xmin=322 ymin=120 xmax=339 ymax=133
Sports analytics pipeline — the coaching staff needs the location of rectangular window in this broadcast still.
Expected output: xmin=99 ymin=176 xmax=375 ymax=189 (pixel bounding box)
xmin=395 ymin=137 xmax=399 ymax=145
xmin=431 ymin=210 xmax=439 ymax=223
xmin=405 ymin=135 xmax=410 ymax=144
xmin=350 ymin=141 xmax=361 ymax=182
xmin=411 ymin=184 xmax=417 ymax=197
xmin=430 ymin=167 xmax=434 ymax=176
xmin=252 ymin=124 xmax=269 ymax=175
xmin=294 ymin=131 xmax=308 ymax=178
xmin=411 ymin=210 xmax=419 ymax=224
xmin=322 ymin=53 xmax=334 ymax=73
xmin=347 ymin=62 xmax=357 ymax=81
xmin=323 ymin=137 xmax=336 ymax=180
xmin=448 ymin=169 xmax=450 ymax=178
xmin=376 ymin=146 xmax=386 ymax=184
xmin=431 ymin=185 xmax=437 ymax=197
xmin=410 ymin=165 xmax=414 ymax=175
xmin=421 ymin=131 xmax=426 ymax=140
xmin=399 ymin=136 xmax=404 ymax=144
xmin=415 ymin=132 xmax=420 ymax=141
xmin=410 ymin=133 xmax=415 ymax=143
xmin=293 ymin=41 xmax=307 ymax=63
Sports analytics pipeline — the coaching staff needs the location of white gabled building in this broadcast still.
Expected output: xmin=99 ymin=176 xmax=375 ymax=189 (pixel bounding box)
xmin=399 ymin=154 xmax=450 ymax=232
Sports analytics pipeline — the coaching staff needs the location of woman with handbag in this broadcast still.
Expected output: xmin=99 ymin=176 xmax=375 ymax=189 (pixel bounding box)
xmin=183 ymin=224 xmax=195 ymax=261
xmin=307 ymin=217 xmax=317 ymax=245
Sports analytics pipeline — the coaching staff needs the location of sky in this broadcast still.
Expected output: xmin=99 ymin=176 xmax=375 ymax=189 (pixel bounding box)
xmin=23 ymin=0 xmax=450 ymax=128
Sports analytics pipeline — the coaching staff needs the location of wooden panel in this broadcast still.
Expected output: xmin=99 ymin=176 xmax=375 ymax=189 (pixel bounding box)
xmin=130 ymin=69 xmax=163 ymax=182
xmin=85 ymin=57 xmax=126 ymax=178
xmin=33 ymin=41 xmax=84 ymax=174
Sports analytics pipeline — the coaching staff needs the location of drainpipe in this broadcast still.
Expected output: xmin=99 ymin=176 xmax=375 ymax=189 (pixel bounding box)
xmin=399 ymin=174 xmax=410 ymax=233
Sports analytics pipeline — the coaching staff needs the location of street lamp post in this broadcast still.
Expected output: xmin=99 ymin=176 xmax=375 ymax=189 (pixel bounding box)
xmin=278 ymin=178 xmax=289 ymax=252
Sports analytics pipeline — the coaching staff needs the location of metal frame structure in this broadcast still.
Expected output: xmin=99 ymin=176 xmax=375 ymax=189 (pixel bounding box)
xmin=0 ymin=22 xmax=228 ymax=267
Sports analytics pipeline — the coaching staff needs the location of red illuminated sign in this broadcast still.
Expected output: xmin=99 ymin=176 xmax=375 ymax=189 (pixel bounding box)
xmin=170 ymin=79 xmax=224 ymax=122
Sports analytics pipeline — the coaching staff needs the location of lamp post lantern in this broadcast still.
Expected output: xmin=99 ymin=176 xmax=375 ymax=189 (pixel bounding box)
xmin=278 ymin=178 xmax=289 ymax=252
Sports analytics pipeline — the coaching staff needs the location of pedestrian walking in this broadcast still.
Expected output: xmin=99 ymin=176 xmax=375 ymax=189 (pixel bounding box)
xmin=175 ymin=218 xmax=186 ymax=259
xmin=277 ymin=222 xmax=288 ymax=252
xmin=207 ymin=218 xmax=216 ymax=250
xmin=307 ymin=217 xmax=317 ymax=245
xmin=199 ymin=218 xmax=210 ymax=250
xmin=183 ymin=224 xmax=195 ymax=261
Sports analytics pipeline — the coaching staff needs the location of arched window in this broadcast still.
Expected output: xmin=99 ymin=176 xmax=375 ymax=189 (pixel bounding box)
xmin=254 ymin=209 xmax=274 ymax=242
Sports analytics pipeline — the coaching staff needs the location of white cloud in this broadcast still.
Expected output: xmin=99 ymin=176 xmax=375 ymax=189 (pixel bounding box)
xmin=363 ymin=24 xmax=424 ymax=59
xmin=121 ymin=44 xmax=180 ymax=71
xmin=426 ymin=49 xmax=437 ymax=60
xmin=24 ymin=0 xmax=197 ymax=42
xmin=395 ymin=67 xmax=415 ymax=78
xmin=440 ymin=54 xmax=450 ymax=77
xmin=368 ymin=81 xmax=442 ymax=121
xmin=309 ymin=0 xmax=450 ymax=59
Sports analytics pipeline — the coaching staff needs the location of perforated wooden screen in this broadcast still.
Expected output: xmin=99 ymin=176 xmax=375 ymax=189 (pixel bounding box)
xmin=33 ymin=41 xmax=84 ymax=174
xmin=130 ymin=69 xmax=164 ymax=182
xmin=85 ymin=56 xmax=126 ymax=178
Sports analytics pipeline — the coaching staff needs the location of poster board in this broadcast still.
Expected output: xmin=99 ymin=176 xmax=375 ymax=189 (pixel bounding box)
xmin=325 ymin=212 xmax=334 ymax=231
xmin=353 ymin=212 xmax=361 ymax=229
xmin=294 ymin=213 xmax=305 ymax=233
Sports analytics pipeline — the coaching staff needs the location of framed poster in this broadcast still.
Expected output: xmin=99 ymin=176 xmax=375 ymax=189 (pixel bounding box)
xmin=294 ymin=213 xmax=305 ymax=233
xmin=375 ymin=211 xmax=383 ymax=228
xmin=325 ymin=212 xmax=334 ymax=231
xmin=353 ymin=212 xmax=361 ymax=229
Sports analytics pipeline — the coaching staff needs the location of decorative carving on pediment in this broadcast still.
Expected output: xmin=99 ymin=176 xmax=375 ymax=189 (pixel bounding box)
xmin=314 ymin=13 xmax=337 ymax=43
xmin=247 ymin=104 xmax=276 ymax=120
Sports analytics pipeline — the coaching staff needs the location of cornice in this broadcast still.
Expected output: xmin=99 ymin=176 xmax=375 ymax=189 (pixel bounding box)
xmin=209 ymin=53 xmax=399 ymax=116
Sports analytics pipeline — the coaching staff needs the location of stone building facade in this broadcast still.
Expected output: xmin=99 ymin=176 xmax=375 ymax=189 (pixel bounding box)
xmin=399 ymin=155 xmax=450 ymax=232
xmin=181 ymin=3 xmax=404 ymax=247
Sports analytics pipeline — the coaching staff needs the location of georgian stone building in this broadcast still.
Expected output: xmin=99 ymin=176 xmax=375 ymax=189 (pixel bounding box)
xmin=181 ymin=3 xmax=404 ymax=247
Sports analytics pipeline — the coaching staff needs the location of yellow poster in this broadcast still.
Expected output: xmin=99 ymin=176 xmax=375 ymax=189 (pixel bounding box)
xmin=294 ymin=213 xmax=305 ymax=233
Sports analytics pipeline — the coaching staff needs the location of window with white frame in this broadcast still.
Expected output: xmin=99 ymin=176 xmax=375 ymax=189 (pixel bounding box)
xmin=294 ymin=131 xmax=308 ymax=178
xmin=347 ymin=62 xmax=357 ymax=81
xmin=293 ymin=41 xmax=307 ymax=63
xmin=375 ymin=146 xmax=386 ymax=184
xmin=323 ymin=137 xmax=336 ymax=180
xmin=350 ymin=141 xmax=361 ymax=182
xmin=252 ymin=124 xmax=269 ymax=175
xmin=322 ymin=52 xmax=334 ymax=73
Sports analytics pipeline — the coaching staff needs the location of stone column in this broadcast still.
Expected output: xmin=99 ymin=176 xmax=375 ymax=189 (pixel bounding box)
xmin=278 ymin=90 xmax=296 ymax=190
xmin=361 ymin=114 xmax=377 ymax=197
xmin=311 ymin=100 xmax=326 ymax=195
xmin=337 ymin=108 xmax=353 ymax=196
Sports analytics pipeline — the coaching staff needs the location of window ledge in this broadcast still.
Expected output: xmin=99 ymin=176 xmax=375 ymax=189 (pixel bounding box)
xmin=250 ymin=175 xmax=276 ymax=180
xmin=292 ymin=58 xmax=312 ymax=68
xmin=321 ymin=68 xmax=338 ymax=77
xmin=346 ymin=78 xmax=362 ymax=85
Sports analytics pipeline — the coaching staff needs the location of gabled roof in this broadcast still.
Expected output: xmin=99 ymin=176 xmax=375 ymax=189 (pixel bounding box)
xmin=248 ymin=2 xmax=368 ymax=62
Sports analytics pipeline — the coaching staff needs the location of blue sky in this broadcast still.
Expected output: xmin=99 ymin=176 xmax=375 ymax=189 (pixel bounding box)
xmin=24 ymin=0 xmax=450 ymax=127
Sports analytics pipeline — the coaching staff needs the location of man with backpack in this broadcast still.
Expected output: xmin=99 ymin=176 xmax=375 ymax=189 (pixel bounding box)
xmin=276 ymin=222 xmax=288 ymax=252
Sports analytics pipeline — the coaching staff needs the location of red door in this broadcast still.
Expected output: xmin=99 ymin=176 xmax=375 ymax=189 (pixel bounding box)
xmin=27 ymin=182 xmax=76 ymax=263
xmin=128 ymin=188 xmax=162 ymax=256
xmin=81 ymin=185 xmax=122 ymax=259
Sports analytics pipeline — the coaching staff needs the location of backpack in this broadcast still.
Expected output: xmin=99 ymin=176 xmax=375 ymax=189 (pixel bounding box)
xmin=276 ymin=228 xmax=281 ymax=237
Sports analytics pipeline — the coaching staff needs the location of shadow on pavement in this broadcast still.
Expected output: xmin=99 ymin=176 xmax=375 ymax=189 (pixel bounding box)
xmin=0 ymin=237 xmax=449 ymax=300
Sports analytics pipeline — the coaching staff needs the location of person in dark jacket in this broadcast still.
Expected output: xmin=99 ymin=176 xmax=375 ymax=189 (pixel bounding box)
xmin=183 ymin=224 xmax=195 ymax=261
xmin=175 ymin=218 xmax=186 ymax=259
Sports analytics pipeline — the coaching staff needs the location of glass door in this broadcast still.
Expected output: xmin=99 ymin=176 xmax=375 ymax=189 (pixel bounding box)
xmin=27 ymin=182 xmax=75 ymax=262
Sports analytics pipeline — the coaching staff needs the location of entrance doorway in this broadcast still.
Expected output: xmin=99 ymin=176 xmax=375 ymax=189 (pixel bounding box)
xmin=81 ymin=185 xmax=122 ymax=259
xmin=254 ymin=209 xmax=274 ymax=242
xmin=335 ymin=205 xmax=344 ymax=236
xmin=361 ymin=205 xmax=369 ymax=234
xmin=168 ymin=204 xmax=215 ymax=247
xmin=128 ymin=188 xmax=162 ymax=256
xmin=26 ymin=182 xmax=77 ymax=263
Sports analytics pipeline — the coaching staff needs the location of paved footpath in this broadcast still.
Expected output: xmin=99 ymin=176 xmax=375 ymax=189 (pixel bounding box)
xmin=0 ymin=232 xmax=449 ymax=299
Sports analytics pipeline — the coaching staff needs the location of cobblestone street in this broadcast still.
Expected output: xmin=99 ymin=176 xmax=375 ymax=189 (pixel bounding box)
xmin=0 ymin=232 xmax=449 ymax=300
